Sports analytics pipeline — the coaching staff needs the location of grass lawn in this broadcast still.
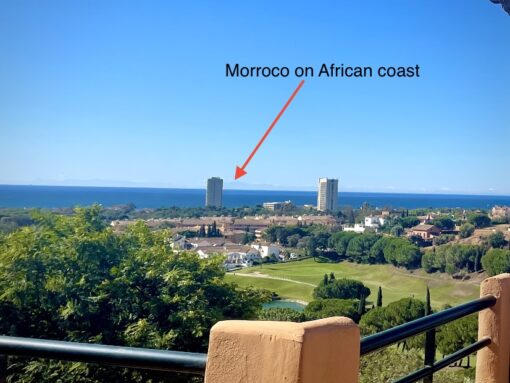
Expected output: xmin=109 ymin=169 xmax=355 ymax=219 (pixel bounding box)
xmin=226 ymin=259 xmax=481 ymax=308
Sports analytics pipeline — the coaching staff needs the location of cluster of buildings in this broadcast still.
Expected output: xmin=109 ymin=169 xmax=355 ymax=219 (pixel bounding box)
xmin=206 ymin=176 xmax=340 ymax=212
xmin=169 ymin=235 xmax=286 ymax=270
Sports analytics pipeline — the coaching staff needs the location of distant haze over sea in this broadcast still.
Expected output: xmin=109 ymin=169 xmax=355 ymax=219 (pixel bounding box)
xmin=1 ymin=185 xmax=509 ymax=210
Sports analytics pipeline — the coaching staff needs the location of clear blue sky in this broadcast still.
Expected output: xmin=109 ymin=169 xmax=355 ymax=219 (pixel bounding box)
xmin=1 ymin=1 xmax=509 ymax=195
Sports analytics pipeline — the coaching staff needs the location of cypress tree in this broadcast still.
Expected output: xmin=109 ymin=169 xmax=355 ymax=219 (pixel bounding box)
xmin=474 ymin=248 xmax=481 ymax=272
xmin=425 ymin=287 xmax=432 ymax=315
xmin=423 ymin=286 xmax=435 ymax=383
xmin=323 ymin=273 xmax=329 ymax=285
xmin=329 ymin=272 xmax=335 ymax=281
xmin=376 ymin=286 xmax=383 ymax=307
xmin=357 ymin=294 xmax=366 ymax=317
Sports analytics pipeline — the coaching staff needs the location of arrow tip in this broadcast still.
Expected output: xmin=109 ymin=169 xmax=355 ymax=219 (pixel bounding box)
xmin=235 ymin=166 xmax=247 ymax=180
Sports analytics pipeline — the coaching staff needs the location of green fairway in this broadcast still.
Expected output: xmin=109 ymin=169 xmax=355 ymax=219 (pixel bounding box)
xmin=226 ymin=259 xmax=481 ymax=308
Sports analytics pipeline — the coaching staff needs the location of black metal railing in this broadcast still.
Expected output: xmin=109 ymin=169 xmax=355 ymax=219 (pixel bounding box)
xmin=0 ymin=336 xmax=207 ymax=379
xmin=0 ymin=294 xmax=498 ymax=382
xmin=360 ymin=294 xmax=497 ymax=383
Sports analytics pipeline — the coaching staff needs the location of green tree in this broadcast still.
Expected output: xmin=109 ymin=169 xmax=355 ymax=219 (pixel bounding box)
xmin=0 ymin=206 xmax=270 ymax=383
xmin=382 ymin=238 xmax=421 ymax=268
xmin=459 ymin=223 xmax=475 ymax=238
xmin=346 ymin=234 xmax=380 ymax=263
xmin=329 ymin=231 xmax=358 ymax=258
xmin=390 ymin=224 xmax=404 ymax=237
xmin=431 ymin=217 xmax=455 ymax=231
xmin=481 ymin=248 xmax=510 ymax=276
xmin=304 ymin=299 xmax=360 ymax=322
xmin=258 ymin=308 xmax=305 ymax=322
xmin=488 ymin=231 xmax=508 ymax=249
xmin=468 ymin=213 xmax=491 ymax=228
xmin=376 ymin=286 xmax=383 ymax=307
xmin=313 ymin=278 xmax=370 ymax=301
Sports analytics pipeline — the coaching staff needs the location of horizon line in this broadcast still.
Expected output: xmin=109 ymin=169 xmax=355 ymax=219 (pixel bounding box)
xmin=1 ymin=183 xmax=509 ymax=198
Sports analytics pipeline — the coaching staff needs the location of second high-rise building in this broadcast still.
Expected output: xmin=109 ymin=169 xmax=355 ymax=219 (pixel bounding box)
xmin=206 ymin=177 xmax=223 ymax=208
xmin=317 ymin=178 xmax=338 ymax=212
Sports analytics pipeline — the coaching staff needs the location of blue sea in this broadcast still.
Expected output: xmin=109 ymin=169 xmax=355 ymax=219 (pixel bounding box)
xmin=0 ymin=185 xmax=509 ymax=209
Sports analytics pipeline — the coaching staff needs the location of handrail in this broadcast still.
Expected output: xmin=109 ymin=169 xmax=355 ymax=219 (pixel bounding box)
xmin=0 ymin=336 xmax=207 ymax=375
xmin=393 ymin=337 xmax=491 ymax=383
xmin=360 ymin=294 xmax=496 ymax=355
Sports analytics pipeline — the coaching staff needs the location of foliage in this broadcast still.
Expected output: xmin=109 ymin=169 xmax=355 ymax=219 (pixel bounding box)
xmin=0 ymin=206 xmax=269 ymax=383
xmin=487 ymin=231 xmax=508 ymax=249
xmin=421 ymin=244 xmax=483 ymax=275
xmin=257 ymin=307 xmax=305 ymax=322
xmin=481 ymin=248 xmax=510 ymax=276
xmin=459 ymin=223 xmax=475 ymax=238
xmin=467 ymin=213 xmax=491 ymax=228
xmin=313 ymin=277 xmax=370 ymax=300
xmin=304 ymin=299 xmax=360 ymax=322
xmin=360 ymin=347 xmax=423 ymax=383
xmin=329 ymin=231 xmax=359 ymax=258
xmin=346 ymin=234 xmax=381 ymax=263
xmin=433 ymin=234 xmax=456 ymax=246
xmin=381 ymin=237 xmax=421 ymax=268
xmin=436 ymin=315 xmax=477 ymax=357
xmin=431 ymin=217 xmax=455 ymax=231
xmin=359 ymin=298 xmax=425 ymax=336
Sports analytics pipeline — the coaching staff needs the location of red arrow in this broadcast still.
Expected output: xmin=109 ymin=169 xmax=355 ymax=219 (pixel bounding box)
xmin=234 ymin=80 xmax=305 ymax=180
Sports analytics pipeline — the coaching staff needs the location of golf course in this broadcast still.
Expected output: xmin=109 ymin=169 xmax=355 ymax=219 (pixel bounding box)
xmin=226 ymin=258 xmax=482 ymax=308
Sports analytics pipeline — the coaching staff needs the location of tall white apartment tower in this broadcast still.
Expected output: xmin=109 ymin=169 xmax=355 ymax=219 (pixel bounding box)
xmin=206 ymin=177 xmax=223 ymax=208
xmin=317 ymin=178 xmax=338 ymax=212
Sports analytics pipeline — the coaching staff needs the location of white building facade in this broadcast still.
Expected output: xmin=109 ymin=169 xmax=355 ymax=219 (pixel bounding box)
xmin=206 ymin=177 xmax=223 ymax=208
xmin=317 ymin=178 xmax=338 ymax=212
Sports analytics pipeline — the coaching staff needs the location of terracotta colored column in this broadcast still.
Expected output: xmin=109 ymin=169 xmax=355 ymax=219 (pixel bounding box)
xmin=476 ymin=273 xmax=510 ymax=383
xmin=205 ymin=317 xmax=360 ymax=383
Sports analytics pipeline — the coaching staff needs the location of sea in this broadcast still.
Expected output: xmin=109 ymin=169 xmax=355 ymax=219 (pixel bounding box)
xmin=1 ymin=185 xmax=509 ymax=210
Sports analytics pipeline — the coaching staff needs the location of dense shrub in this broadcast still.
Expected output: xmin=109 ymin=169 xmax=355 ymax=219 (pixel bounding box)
xmin=482 ymin=248 xmax=510 ymax=276
xmin=258 ymin=307 xmax=305 ymax=322
xmin=313 ymin=278 xmax=370 ymax=300
xmin=304 ymin=299 xmax=359 ymax=322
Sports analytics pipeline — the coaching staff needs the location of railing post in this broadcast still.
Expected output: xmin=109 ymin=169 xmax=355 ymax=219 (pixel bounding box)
xmin=0 ymin=354 xmax=7 ymax=383
xmin=476 ymin=273 xmax=510 ymax=383
xmin=205 ymin=317 xmax=360 ymax=383
xmin=423 ymin=328 xmax=436 ymax=383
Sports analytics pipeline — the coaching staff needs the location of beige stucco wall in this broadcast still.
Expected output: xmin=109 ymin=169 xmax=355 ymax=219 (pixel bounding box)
xmin=476 ymin=273 xmax=510 ymax=383
xmin=205 ymin=317 xmax=360 ymax=383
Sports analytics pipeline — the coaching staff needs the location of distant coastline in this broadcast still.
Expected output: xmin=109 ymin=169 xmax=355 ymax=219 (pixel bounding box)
xmin=1 ymin=184 xmax=509 ymax=210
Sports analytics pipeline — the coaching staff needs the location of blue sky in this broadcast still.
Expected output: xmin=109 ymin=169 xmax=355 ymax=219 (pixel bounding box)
xmin=1 ymin=1 xmax=509 ymax=195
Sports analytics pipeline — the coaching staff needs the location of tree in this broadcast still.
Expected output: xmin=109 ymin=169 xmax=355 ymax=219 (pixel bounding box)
xmin=468 ymin=213 xmax=491 ymax=228
xmin=287 ymin=233 xmax=301 ymax=248
xmin=382 ymin=238 xmax=421 ymax=268
xmin=488 ymin=231 xmax=508 ymax=249
xmin=436 ymin=315 xmax=477 ymax=366
xmin=0 ymin=206 xmax=270 ymax=383
xmin=376 ymin=287 xmax=383 ymax=307
xmin=304 ymin=299 xmax=360 ymax=322
xmin=358 ymin=294 xmax=366 ymax=317
xmin=329 ymin=231 xmax=358 ymax=258
xmin=258 ymin=308 xmax=305 ymax=322
xmin=481 ymin=248 xmax=510 ymax=276
xmin=390 ymin=224 xmax=404 ymax=237
xmin=459 ymin=223 xmax=475 ymax=238
xmin=313 ymin=278 xmax=370 ymax=300
xmin=346 ymin=234 xmax=380 ymax=263
xmin=431 ymin=217 xmax=455 ymax=231
xmin=360 ymin=298 xmax=425 ymax=337
xmin=369 ymin=237 xmax=390 ymax=264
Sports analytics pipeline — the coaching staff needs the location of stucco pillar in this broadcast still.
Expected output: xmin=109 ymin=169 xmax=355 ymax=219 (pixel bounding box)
xmin=476 ymin=273 xmax=510 ymax=383
xmin=205 ymin=317 xmax=360 ymax=383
